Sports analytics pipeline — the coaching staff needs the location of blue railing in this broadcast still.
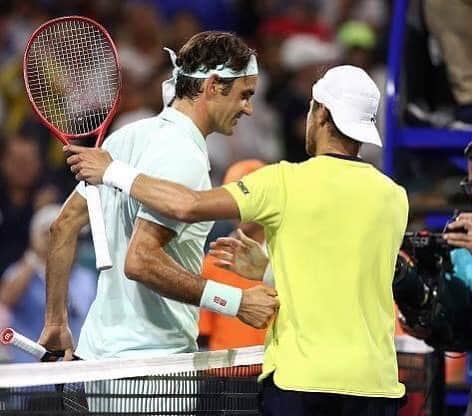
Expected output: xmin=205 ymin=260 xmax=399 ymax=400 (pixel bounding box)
xmin=384 ymin=0 xmax=472 ymax=177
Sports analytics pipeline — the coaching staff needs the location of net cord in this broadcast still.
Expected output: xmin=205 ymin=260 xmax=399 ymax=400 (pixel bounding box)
xmin=0 ymin=346 xmax=265 ymax=388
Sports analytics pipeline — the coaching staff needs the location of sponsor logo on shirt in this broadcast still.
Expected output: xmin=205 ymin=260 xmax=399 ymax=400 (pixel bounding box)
xmin=237 ymin=181 xmax=250 ymax=195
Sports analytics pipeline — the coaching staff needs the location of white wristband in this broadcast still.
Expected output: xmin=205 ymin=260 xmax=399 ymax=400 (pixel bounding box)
xmin=103 ymin=160 xmax=140 ymax=194
xmin=200 ymin=280 xmax=242 ymax=317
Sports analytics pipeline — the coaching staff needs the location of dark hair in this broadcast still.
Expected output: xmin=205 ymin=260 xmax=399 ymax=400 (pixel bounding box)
xmin=174 ymin=31 xmax=255 ymax=101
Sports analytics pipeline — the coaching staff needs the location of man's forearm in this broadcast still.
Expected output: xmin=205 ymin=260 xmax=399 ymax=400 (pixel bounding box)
xmin=67 ymin=149 xmax=240 ymax=222
xmin=126 ymin=245 xmax=205 ymax=305
xmin=131 ymin=174 xmax=239 ymax=222
xmin=126 ymin=247 xmax=243 ymax=316
xmin=45 ymin=221 xmax=80 ymax=324
xmin=132 ymin=174 xmax=203 ymax=223
xmin=45 ymin=192 xmax=89 ymax=325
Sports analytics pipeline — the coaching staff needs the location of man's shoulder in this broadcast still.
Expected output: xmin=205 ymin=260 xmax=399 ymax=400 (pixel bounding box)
xmin=105 ymin=115 xmax=192 ymax=154
xmin=104 ymin=116 xmax=157 ymax=146
xmin=371 ymin=171 xmax=408 ymax=211
xmin=366 ymin=166 xmax=406 ymax=192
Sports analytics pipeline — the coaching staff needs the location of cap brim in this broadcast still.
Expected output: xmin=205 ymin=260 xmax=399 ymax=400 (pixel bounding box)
xmin=330 ymin=111 xmax=383 ymax=148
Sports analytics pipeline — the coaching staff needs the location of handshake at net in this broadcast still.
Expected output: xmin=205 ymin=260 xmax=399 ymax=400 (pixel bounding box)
xmin=208 ymin=229 xmax=278 ymax=330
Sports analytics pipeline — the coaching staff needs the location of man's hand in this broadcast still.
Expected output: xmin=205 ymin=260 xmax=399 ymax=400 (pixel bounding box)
xmin=443 ymin=213 xmax=472 ymax=250
xmin=209 ymin=229 xmax=269 ymax=280
xmin=237 ymin=285 xmax=279 ymax=329
xmin=64 ymin=144 xmax=113 ymax=185
xmin=38 ymin=324 xmax=75 ymax=361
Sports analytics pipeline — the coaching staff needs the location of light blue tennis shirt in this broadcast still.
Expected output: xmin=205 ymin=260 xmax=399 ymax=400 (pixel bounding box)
xmin=74 ymin=107 xmax=214 ymax=359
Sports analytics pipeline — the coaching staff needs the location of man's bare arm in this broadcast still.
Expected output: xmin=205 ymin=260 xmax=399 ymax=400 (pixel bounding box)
xmin=133 ymin=178 xmax=240 ymax=222
xmin=126 ymin=218 xmax=278 ymax=329
xmin=125 ymin=219 xmax=206 ymax=304
xmin=38 ymin=191 xmax=89 ymax=359
xmin=65 ymin=145 xmax=241 ymax=223
xmin=45 ymin=192 xmax=89 ymax=323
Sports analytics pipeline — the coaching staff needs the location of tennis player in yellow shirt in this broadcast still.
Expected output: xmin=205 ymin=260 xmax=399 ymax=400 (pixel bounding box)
xmin=66 ymin=65 xmax=409 ymax=416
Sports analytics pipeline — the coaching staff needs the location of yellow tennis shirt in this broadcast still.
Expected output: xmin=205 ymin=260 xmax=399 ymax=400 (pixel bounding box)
xmin=223 ymin=155 xmax=408 ymax=397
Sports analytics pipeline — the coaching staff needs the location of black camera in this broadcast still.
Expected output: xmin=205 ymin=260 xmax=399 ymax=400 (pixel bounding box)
xmin=393 ymin=230 xmax=472 ymax=351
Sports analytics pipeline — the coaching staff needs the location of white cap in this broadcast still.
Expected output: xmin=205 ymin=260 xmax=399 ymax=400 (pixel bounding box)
xmin=312 ymin=65 xmax=382 ymax=147
xmin=281 ymin=35 xmax=340 ymax=70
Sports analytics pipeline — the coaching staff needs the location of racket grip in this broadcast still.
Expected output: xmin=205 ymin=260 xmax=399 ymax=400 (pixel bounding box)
xmin=1 ymin=328 xmax=47 ymax=360
xmin=85 ymin=184 xmax=113 ymax=270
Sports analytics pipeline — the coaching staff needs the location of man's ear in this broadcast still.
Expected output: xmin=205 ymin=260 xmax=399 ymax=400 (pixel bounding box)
xmin=202 ymin=75 xmax=222 ymax=99
xmin=318 ymin=104 xmax=330 ymax=126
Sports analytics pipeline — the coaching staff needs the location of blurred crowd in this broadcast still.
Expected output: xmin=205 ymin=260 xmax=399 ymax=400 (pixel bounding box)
xmin=0 ymin=0 xmax=389 ymax=363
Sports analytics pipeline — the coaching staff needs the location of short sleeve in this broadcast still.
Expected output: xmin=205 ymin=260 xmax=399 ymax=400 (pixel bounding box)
xmin=223 ymin=163 xmax=285 ymax=230
xmin=74 ymin=181 xmax=87 ymax=199
xmin=136 ymin=132 xmax=208 ymax=235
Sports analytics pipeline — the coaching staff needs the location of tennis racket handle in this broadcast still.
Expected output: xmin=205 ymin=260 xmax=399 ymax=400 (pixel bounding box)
xmin=1 ymin=328 xmax=47 ymax=360
xmin=85 ymin=184 xmax=112 ymax=271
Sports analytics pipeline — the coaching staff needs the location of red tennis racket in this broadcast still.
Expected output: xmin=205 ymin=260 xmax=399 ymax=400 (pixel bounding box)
xmin=23 ymin=16 xmax=122 ymax=270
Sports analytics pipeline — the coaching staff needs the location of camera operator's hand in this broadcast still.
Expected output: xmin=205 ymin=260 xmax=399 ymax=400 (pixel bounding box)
xmin=443 ymin=213 xmax=472 ymax=251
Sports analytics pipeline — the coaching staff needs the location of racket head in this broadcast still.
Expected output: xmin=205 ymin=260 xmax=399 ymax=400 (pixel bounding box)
xmin=23 ymin=15 xmax=122 ymax=146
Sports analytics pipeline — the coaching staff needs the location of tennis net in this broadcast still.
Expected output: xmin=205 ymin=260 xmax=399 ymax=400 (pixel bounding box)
xmin=0 ymin=346 xmax=263 ymax=415
xmin=0 ymin=338 xmax=434 ymax=415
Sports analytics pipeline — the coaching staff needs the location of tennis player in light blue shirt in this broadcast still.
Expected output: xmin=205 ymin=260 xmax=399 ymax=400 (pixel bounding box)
xmin=75 ymin=108 xmax=213 ymax=358
xmin=39 ymin=32 xmax=278 ymax=363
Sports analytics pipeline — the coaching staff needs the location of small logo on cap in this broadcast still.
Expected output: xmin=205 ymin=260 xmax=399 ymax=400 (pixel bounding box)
xmin=371 ymin=113 xmax=377 ymax=123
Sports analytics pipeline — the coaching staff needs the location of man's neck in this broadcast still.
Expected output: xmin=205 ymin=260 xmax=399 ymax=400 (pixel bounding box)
xmin=172 ymin=98 xmax=212 ymax=138
xmin=315 ymin=137 xmax=359 ymax=158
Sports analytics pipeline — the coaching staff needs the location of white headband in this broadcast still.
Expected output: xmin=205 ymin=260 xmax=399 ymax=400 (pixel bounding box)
xmin=161 ymin=47 xmax=258 ymax=106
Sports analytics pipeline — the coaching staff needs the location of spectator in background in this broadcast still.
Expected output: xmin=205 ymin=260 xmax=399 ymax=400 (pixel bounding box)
xmin=0 ymin=58 xmax=30 ymax=135
xmin=199 ymin=159 xmax=268 ymax=350
xmin=319 ymin=0 xmax=389 ymax=32
xmin=443 ymin=141 xmax=472 ymax=416
xmin=258 ymin=0 xmax=332 ymax=41
xmin=338 ymin=20 xmax=377 ymax=74
xmin=110 ymin=70 xmax=155 ymax=132
xmin=338 ymin=20 xmax=385 ymax=168
xmin=424 ymin=0 xmax=472 ymax=126
xmin=117 ymin=3 xmax=165 ymax=85
xmin=276 ymin=34 xmax=339 ymax=162
xmin=0 ymin=134 xmax=58 ymax=276
xmin=166 ymin=10 xmax=203 ymax=51
xmin=0 ymin=204 xmax=96 ymax=363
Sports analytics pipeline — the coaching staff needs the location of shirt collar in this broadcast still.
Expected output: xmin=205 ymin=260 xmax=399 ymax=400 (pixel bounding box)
xmin=320 ymin=153 xmax=368 ymax=163
xmin=160 ymin=107 xmax=210 ymax=170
